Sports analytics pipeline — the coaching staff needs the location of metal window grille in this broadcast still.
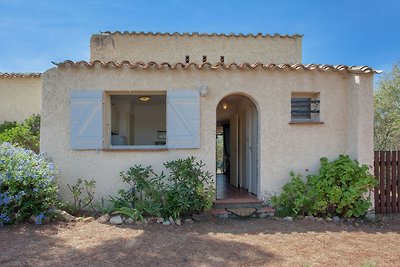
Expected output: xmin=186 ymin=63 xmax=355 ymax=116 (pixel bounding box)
xmin=291 ymin=98 xmax=320 ymax=120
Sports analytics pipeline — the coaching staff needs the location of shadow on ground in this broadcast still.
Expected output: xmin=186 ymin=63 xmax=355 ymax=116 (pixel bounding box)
xmin=0 ymin=216 xmax=399 ymax=266
xmin=0 ymin=220 xmax=278 ymax=266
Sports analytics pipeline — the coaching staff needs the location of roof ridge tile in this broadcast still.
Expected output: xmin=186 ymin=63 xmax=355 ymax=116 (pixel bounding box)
xmin=52 ymin=60 xmax=380 ymax=74
xmin=100 ymin=31 xmax=303 ymax=39
xmin=0 ymin=72 xmax=41 ymax=78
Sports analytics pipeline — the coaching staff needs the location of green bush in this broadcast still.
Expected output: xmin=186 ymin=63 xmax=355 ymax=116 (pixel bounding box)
xmin=113 ymin=156 xmax=214 ymax=219
xmin=0 ymin=115 xmax=40 ymax=154
xmin=0 ymin=142 xmax=58 ymax=225
xmin=271 ymin=155 xmax=378 ymax=218
xmin=0 ymin=121 xmax=17 ymax=133
xmin=163 ymin=157 xmax=214 ymax=218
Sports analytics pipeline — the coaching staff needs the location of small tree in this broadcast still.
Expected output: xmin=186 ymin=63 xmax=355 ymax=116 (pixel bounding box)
xmin=374 ymin=62 xmax=400 ymax=150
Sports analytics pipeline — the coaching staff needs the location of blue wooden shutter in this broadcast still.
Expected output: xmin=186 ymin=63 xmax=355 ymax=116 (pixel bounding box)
xmin=167 ymin=90 xmax=200 ymax=149
xmin=70 ymin=90 xmax=103 ymax=149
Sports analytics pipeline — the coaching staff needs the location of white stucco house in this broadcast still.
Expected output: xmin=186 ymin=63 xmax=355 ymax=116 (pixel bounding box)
xmin=40 ymin=31 xmax=379 ymax=203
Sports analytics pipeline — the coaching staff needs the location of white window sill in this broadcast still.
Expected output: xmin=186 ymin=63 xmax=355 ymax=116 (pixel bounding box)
xmin=104 ymin=145 xmax=168 ymax=151
xmin=289 ymin=120 xmax=325 ymax=125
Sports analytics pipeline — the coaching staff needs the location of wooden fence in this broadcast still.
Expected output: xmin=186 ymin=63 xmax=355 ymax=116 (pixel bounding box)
xmin=374 ymin=151 xmax=400 ymax=214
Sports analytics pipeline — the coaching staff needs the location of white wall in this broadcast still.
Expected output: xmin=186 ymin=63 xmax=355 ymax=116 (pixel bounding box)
xmin=41 ymin=66 xmax=374 ymax=202
xmin=90 ymin=33 xmax=302 ymax=64
xmin=0 ymin=77 xmax=41 ymax=123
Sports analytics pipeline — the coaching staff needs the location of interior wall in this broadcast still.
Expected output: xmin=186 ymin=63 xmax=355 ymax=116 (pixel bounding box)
xmin=133 ymin=104 xmax=166 ymax=145
xmin=113 ymin=99 xmax=130 ymax=140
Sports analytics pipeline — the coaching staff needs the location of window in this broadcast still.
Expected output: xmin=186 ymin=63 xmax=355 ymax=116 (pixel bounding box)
xmin=291 ymin=92 xmax=320 ymax=122
xmin=69 ymin=89 xmax=200 ymax=150
xmin=110 ymin=93 xmax=166 ymax=147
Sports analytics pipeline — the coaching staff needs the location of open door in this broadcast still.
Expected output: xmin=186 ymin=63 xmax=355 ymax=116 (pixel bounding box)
xmin=245 ymin=107 xmax=252 ymax=191
xmin=216 ymin=94 xmax=259 ymax=200
xmin=250 ymin=105 xmax=258 ymax=195
xmin=230 ymin=113 xmax=239 ymax=187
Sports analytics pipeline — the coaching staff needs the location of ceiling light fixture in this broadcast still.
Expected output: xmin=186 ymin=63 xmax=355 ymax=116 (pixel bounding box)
xmin=139 ymin=96 xmax=151 ymax=102
xmin=222 ymin=102 xmax=228 ymax=110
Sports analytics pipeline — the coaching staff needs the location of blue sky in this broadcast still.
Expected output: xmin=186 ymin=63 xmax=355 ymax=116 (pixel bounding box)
xmin=0 ymin=0 xmax=399 ymax=81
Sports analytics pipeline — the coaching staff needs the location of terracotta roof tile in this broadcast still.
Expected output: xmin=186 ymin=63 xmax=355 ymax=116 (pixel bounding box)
xmin=53 ymin=60 xmax=380 ymax=74
xmin=0 ymin=72 xmax=41 ymax=78
xmin=100 ymin=31 xmax=302 ymax=39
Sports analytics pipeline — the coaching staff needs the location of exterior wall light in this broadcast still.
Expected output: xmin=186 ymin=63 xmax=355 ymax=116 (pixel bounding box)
xmin=139 ymin=96 xmax=151 ymax=102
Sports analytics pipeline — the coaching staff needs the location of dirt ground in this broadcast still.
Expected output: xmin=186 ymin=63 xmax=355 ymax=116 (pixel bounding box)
xmin=0 ymin=216 xmax=399 ymax=267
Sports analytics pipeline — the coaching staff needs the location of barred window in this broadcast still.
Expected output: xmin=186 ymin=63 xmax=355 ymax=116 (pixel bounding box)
xmin=291 ymin=94 xmax=320 ymax=121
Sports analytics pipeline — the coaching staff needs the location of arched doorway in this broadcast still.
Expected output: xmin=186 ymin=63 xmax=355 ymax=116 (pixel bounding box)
xmin=216 ymin=94 xmax=259 ymax=200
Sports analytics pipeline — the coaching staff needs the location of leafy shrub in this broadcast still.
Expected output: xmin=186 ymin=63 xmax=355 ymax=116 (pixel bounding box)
xmin=163 ymin=157 xmax=214 ymax=218
xmin=0 ymin=115 xmax=40 ymax=153
xmin=0 ymin=142 xmax=58 ymax=225
xmin=65 ymin=178 xmax=96 ymax=216
xmin=114 ymin=156 xmax=214 ymax=219
xmin=271 ymin=155 xmax=378 ymax=218
xmin=0 ymin=121 xmax=17 ymax=133
xmin=94 ymin=197 xmax=114 ymax=215
xmin=112 ymin=206 xmax=144 ymax=221
xmin=270 ymin=172 xmax=309 ymax=217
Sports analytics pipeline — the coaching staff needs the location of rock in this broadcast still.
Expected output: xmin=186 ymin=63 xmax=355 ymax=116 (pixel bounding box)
xmin=316 ymin=217 xmax=325 ymax=223
xmin=184 ymin=219 xmax=194 ymax=224
xmin=272 ymin=216 xmax=282 ymax=221
xmin=346 ymin=218 xmax=355 ymax=223
xmin=156 ymin=217 xmax=164 ymax=224
xmin=59 ymin=210 xmax=76 ymax=222
xmin=175 ymin=218 xmax=182 ymax=225
xmin=109 ymin=215 xmax=123 ymax=225
xmin=162 ymin=220 xmax=171 ymax=226
xmin=147 ymin=217 xmax=157 ymax=224
xmin=192 ymin=214 xmax=201 ymax=222
xmin=191 ymin=213 xmax=212 ymax=222
xmin=139 ymin=219 xmax=148 ymax=226
xmin=169 ymin=216 xmax=175 ymax=225
xmin=355 ymin=222 xmax=360 ymax=227
xmin=125 ymin=218 xmax=135 ymax=224
xmin=325 ymin=217 xmax=333 ymax=222
xmin=258 ymin=213 xmax=269 ymax=218
xmin=82 ymin=217 xmax=94 ymax=223
xmin=305 ymin=215 xmax=316 ymax=222
xmin=96 ymin=214 xmax=110 ymax=224
xmin=365 ymin=213 xmax=376 ymax=222
xmin=29 ymin=215 xmax=36 ymax=224
xmin=283 ymin=216 xmax=293 ymax=222
xmin=332 ymin=216 xmax=340 ymax=223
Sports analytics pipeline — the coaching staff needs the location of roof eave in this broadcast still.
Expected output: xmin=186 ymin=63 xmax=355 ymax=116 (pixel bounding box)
xmin=52 ymin=60 xmax=380 ymax=74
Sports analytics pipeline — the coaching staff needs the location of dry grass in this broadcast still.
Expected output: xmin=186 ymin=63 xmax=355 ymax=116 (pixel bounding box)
xmin=0 ymin=216 xmax=399 ymax=267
